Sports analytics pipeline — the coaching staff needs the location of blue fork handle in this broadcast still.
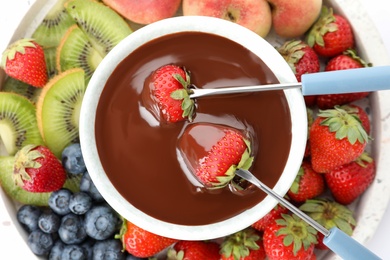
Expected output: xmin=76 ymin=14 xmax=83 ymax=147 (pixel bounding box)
xmin=324 ymin=227 xmax=381 ymax=260
xmin=301 ymin=66 xmax=390 ymax=95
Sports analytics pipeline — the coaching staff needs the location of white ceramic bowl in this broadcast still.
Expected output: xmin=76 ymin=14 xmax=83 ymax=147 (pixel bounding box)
xmin=79 ymin=16 xmax=307 ymax=240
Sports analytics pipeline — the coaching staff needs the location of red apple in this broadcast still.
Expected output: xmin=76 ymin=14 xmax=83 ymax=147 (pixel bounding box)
xmin=182 ymin=0 xmax=272 ymax=38
xmin=267 ymin=0 xmax=322 ymax=38
xmin=102 ymin=0 xmax=182 ymax=25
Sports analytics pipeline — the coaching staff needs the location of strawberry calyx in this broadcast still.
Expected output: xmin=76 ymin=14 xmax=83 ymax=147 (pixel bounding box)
xmin=289 ymin=167 xmax=304 ymax=194
xmin=13 ymin=144 xmax=44 ymax=187
xmin=1 ymin=38 xmax=37 ymax=70
xmin=170 ymin=69 xmax=195 ymax=122
xmin=318 ymin=106 xmax=368 ymax=144
xmin=354 ymin=152 xmax=373 ymax=168
xmin=275 ymin=214 xmax=318 ymax=256
xmin=341 ymin=49 xmax=372 ymax=68
xmin=277 ymin=40 xmax=307 ymax=74
xmin=306 ymin=6 xmax=338 ymax=47
xmin=299 ymin=199 xmax=356 ymax=235
xmin=220 ymin=228 xmax=260 ymax=260
xmin=114 ymin=216 xmax=127 ymax=251
xmin=212 ymin=138 xmax=254 ymax=188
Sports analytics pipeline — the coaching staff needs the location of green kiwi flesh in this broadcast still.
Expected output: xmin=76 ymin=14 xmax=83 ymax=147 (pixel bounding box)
xmin=0 ymin=156 xmax=81 ymax=206
xmin=32 ymin=0 xmax=76 ymax=48
xmin=0 ymin=92 xmax=44 ymax=155
xmin=37 ymin=69 xmax=86 ymax=158
xmin=57 ymin=25 xmax=103 ymax=81
xmin=65 ymin=0 xmax=132 ymax=57
xmin=2 ymin=77 xmax=42 ymax=104
xmin=44 ymin=47 xmax=59 ymax=78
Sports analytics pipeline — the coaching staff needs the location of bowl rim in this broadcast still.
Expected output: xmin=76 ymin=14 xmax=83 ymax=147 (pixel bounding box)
xmin=79 ymin=15 xmax=307 ymax=240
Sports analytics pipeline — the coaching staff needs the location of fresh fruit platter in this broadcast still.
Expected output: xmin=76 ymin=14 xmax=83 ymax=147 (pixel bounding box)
xmin=1 ymin=0 xmax=390 ymax=259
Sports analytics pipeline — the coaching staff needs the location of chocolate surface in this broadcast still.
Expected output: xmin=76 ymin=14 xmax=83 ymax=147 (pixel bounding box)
xmin=95 ymin=32 xmax=292 ymax=225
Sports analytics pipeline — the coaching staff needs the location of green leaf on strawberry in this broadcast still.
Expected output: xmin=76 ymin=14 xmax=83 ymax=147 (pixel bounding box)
xmin=307 ymin=6 xmax=338 ymax=47
xmin=299 ymin=199 xmax=356 ymax=235
xmin=318 ymin=106 xmax=368 ymax=144
xmin=275 ymin=214 xmax=318 ymax=255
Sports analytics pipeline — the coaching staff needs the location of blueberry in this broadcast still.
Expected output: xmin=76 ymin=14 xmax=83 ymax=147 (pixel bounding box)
xmin=62 ymin=143 xmax=86 ymax=175
xmin=27 ymin=229 xmax=54 ymax=256
xmin=58 ymin=213 xmax=87 ymax=245
xmin=93 ymin=239 xmax=125 ymax=260
xmin=79 ymin=171 xmax=104 ymax=202
xmin=49 ymin=188 xmax=72 ymax=215
xmin=84 ymin=204 xmax=120 ymax=240
xmin=49 ymin=240 xmax=65 ymax=260
xmin=62 ymin=244 xmax=88 ymax=260
xmin=17 ymin=204 xmax=42 ymax=232
xmin=38 ymin=210 xmax=61 ymax=233
xmin=80 ymin=237 xmax=95 ymax=259
xmin=69 ymin=192 xmax=92 ymax=215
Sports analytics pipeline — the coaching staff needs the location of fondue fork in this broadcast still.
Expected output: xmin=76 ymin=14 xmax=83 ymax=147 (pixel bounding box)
xmin=189 ymin=65 xmax=390 ymax=98
xmin=235 ymin=169 xmax=381 ymax=260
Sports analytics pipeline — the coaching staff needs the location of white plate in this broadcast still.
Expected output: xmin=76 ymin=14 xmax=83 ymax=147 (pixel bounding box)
xmin=1 ymin=0 xmax=390 ymax=259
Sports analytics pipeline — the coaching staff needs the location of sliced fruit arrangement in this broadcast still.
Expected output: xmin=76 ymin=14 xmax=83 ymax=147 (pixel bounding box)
xmin=0 ymin=0 xmax=380 ymax=259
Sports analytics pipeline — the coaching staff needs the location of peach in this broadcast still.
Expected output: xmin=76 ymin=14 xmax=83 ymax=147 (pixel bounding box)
xmin=267 ymin=0 xmax=322 ymax=38
xmin=182 ymin=0 xmax=272 ymax=38
xmin=102 ymin=0 xmax=181 ymax=25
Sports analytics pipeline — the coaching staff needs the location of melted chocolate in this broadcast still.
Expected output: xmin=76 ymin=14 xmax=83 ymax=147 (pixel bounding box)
xmin=95 ymin=32 xmax=292 ymax=225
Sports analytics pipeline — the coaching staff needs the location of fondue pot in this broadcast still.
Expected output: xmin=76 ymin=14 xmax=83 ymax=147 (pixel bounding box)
xmin=80 ymin=15 xmax=311 ymax=240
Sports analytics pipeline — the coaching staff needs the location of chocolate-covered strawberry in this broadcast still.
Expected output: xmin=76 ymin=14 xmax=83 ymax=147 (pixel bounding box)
xmin=179 ymin=123 xmax=254 ymax=188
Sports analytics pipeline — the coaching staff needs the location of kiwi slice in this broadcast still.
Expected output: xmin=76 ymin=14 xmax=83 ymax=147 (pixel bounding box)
xmin=2 ymin=77 xmax=42 ymax=104
xmin=36 ymin=68 xmax=86 ymax=158
xmin=0 ymin=92 xmax=44 ymax=155
xmin=0 ymin=156 xmax=82 ymax=206
xmin=44 ymin=47 xmax=58 ymax=78
xmin=32 ymin=0 xmax=76 ymax=48
xmin=57 ymin=24 xmax=103 ymax=81
xmin=65 ymin=0 xmax=132 ymax=57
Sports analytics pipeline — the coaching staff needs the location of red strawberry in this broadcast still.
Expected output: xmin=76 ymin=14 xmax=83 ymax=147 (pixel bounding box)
xmin=151 ymin=64 xmax=195 ymax=123
xmin=299 ymin=199 xmax=356 ymax=250
xmin=316 ymin=50 xmax=371 ymax=109
xmin=167 ymin=240 xmax=220 ymax=260
xmin=309 ymin=106 xmax=368 ymax=173
xmin=118 ymin=220 xmax=177 ymax=258
xmin=277 ymin=40 xmax=320 ymax=107
xmin=287 ymin=161 xmax=325 ymax=203
xmin=304 ymin=108 xmax=315 ymax=158
xmin=307 ymin=6 xmax=354 ymax=57
xmin=251 ymin=204 xmax=289 ymax=232
xmin=325 ymin=152 xmax=375 ymax=205
xmin=263 ymin=214 xmax=317 ymax=260
xmin=1 ymin=38 xmax=48 ymax=88
xmin=12 ymin=144 xmax=66 ymax=192
xmin=220 ymin=228 xmax=266 ymax=260
xmin=179 ymin=123 xmax=253 ymax=188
